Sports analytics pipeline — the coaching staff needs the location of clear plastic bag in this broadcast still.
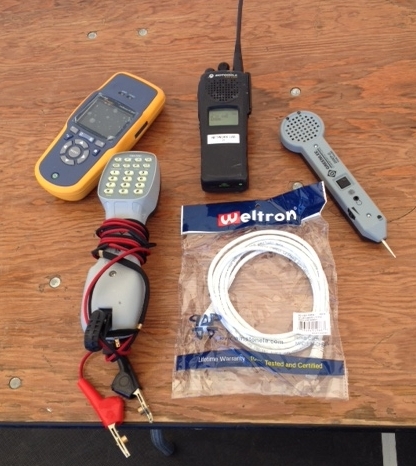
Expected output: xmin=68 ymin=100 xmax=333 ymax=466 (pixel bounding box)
xmin=172 ymin=183 xmax=348 ymax=399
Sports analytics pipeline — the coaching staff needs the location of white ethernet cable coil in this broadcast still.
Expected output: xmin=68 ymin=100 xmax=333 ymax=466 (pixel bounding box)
xmin=205 ymin=229 xmax=330 ymax=359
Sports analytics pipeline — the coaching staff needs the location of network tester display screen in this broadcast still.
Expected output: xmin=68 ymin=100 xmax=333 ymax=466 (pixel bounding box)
xmin=77 ymin=96 xmax=134 ymax=140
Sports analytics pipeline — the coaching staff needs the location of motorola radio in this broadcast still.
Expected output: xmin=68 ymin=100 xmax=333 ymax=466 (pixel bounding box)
xmin=197 ymin=0 xmax=251 ymax=192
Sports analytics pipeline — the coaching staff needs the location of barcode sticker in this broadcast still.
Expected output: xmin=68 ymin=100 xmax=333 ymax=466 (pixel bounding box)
xmin=293 ymin=312 xmax=331 ymax=336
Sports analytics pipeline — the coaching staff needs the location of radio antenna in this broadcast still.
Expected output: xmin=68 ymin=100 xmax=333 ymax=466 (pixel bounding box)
xmin=232 ymin=0 xmax=244 ymax=72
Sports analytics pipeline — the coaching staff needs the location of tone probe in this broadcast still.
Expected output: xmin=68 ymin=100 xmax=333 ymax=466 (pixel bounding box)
xmin=280 ymin=110 xmax=395 ymax=258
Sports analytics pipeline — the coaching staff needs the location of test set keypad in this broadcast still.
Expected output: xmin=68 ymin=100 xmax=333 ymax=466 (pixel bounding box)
xmin=100 ymin=154 xmax=156 ymax=198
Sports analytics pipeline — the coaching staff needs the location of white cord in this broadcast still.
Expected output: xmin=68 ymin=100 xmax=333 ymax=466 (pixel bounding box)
xmin=205 ymin=229 xmax=330 ymax=359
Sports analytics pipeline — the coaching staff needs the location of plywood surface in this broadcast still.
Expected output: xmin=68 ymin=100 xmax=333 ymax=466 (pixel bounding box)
xmin=1 ymin=0 xmax=416 ymax=427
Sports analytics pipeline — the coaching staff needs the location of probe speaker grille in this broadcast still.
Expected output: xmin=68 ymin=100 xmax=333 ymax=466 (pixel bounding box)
xmin=206 ymin=78 xmax=239 ymax=102
xmin=284 ymin=112 xmax=322 ymax=143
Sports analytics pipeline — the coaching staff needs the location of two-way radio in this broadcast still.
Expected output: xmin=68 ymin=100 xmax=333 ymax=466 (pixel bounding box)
xmin=198 ymin=0 xmax=251 ymax=192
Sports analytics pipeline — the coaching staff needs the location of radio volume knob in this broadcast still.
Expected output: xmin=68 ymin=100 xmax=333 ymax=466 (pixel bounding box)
xmin=217 ymin=62 xmax=230 ymax=70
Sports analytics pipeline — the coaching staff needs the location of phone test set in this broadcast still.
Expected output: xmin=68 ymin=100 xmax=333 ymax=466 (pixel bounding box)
xmin=33 ymin=0 xmax=396 ymax=457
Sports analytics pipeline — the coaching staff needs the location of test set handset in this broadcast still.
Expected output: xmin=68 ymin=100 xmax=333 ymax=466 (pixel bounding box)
xmin=35 ymin=72 xmax=165 ymax=201
xmin=198 ymin=0 xmax=251 ymax=192
xmin=81 ymin=151 xmax=160 ymax=333
xmin=79 ymin=152 xmax=160 ymax=449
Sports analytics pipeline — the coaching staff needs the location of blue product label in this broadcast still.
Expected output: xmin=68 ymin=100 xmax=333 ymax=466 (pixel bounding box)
xmin=181 ymin=182 xmax=326 ymax=234
xmin=175 ymin=349 xmax=345 ymax=376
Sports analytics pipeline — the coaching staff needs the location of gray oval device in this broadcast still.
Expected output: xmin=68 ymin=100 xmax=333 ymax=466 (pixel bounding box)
xmin=280 ymin=110 xmax=395 ymax=256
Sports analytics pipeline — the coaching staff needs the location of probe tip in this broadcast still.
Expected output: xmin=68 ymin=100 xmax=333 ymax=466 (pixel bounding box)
xmin=381 ymin=239 xmax=396 ymax=258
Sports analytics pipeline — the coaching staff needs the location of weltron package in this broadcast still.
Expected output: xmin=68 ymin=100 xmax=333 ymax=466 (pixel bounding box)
xmin=173 ymin=182 xmax=348 ymax=399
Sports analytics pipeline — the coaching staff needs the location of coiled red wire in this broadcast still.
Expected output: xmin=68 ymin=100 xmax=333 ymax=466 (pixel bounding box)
xmin=81 ymin=218 xmax=154 ymax=361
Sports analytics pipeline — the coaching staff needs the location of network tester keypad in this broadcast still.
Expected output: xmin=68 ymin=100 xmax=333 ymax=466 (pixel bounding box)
xmin=59 ymin=125 xmax=105 ymax=166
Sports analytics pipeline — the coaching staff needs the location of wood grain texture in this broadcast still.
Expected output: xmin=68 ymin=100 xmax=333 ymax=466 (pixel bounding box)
xmin=1 ymin=0 xmax=416 ymax=427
